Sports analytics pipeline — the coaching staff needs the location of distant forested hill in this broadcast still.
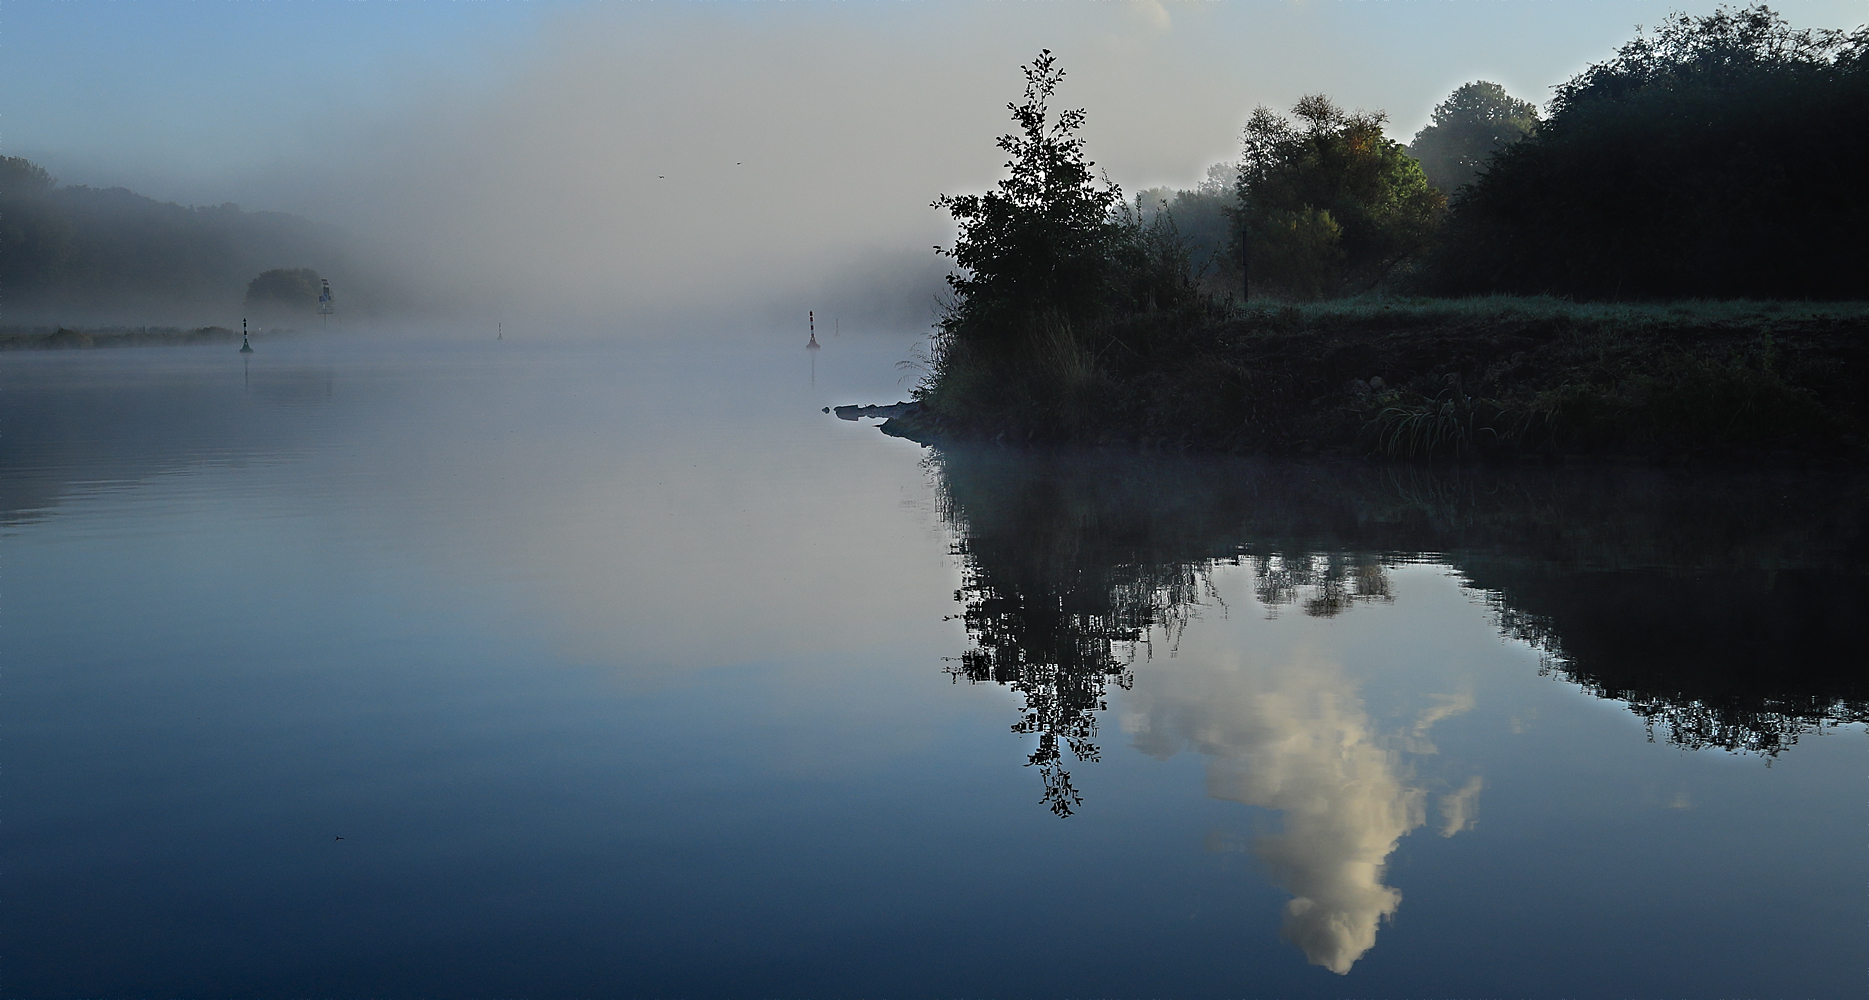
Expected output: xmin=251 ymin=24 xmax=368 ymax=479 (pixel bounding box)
xmin=0 ymin=157 xmax=388 ymax=326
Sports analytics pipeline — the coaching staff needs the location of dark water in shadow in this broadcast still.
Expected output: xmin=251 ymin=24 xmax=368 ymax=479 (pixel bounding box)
xmin=2 ymin=339 xmax=1862 ymax=997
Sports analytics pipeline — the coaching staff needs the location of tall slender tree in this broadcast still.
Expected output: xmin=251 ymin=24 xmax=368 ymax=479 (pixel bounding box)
xmin=933 ymin=50 xmax=1127 ymax=350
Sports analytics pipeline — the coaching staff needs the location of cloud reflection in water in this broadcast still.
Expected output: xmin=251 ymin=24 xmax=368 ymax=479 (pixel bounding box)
xmin=1127 ymin=647 xmax=1473 ymax=974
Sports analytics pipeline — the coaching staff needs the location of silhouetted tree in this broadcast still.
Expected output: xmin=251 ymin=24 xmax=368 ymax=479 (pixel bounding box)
xmin=1407 ymin=81 xmax=1539 ymax=192
xmin=919 ymin=52 xmax=1215 ymax=437
xmin=933 ymin=50 xmax=1129 ymax=351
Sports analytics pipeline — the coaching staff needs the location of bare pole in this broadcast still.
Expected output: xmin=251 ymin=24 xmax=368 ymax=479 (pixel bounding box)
xmin=1240 ymin=205 xmax=1251 ymax=303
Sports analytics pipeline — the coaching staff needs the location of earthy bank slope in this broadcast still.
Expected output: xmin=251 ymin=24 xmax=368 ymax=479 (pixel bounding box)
xmin=891 ymin=298 xmax=1869 ymax=464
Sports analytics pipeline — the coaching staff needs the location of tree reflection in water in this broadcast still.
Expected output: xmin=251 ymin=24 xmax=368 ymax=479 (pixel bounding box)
xmin=933 ymin=449 xmax=1408 ymax=816
xmin=932 ymin=445 xmax=1869 ymax=970
xmin=941 ymin=487 xmax=1216 ymax=814
xmin=934 ymin=447 xmax=1869 ymax=789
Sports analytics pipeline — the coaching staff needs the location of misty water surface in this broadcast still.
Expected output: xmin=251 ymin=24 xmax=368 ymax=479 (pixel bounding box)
xmin=2 ymin=334 xmax=1862 ymax=998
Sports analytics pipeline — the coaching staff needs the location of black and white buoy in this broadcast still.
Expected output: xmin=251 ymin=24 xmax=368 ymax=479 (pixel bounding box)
xmin=806 ymin=311 xmax=821 ymax=385
xmin=239 ymin=317 xmax=254 ymax=354
xmin=318 ymin=279 xmax=334 ymax=330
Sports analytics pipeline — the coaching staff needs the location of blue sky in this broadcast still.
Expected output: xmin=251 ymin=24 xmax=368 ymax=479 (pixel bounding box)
xmin=2 ymin=0 xmax=546 ymax=192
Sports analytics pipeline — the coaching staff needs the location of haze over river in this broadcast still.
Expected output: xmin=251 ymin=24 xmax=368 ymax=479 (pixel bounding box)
xmin=3 ymin=333 xmax=1862 ymax=997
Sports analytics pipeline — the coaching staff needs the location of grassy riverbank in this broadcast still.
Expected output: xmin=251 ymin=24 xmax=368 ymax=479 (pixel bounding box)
xmin=892 ymin=297 xmax=1869 ymax=464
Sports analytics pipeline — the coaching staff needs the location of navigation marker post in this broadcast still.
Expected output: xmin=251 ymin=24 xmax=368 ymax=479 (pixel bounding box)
xmin=807 ymin=311 xmax=821 ymax=385
xmin=318 ymin=279 xmax=334 ymax=331
xmin=240 ymin=318 xmax=254 ymax=354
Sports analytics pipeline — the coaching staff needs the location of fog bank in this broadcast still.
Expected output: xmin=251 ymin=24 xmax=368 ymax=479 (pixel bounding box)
xmin=191 ymin=3 xmax=1624 ymax=329
xmin=16 ymin=1 xmax=1858 ymax=330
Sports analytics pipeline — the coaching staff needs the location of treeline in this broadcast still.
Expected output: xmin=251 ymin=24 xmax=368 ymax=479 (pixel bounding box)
xmin=1436 ymin=6 xmax=1868 ymax=298
xmin=0 ymin=157 xmax=382 ymax=326
xmin=1132 ymin=5 xmax=1867 ymax=302
xmin=908 ymin=9 xmax=1869 ymax=460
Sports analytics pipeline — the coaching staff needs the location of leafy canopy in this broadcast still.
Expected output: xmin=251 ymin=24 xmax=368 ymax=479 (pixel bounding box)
xmin=1429 ymin=4 xmax=1869 ymax=299
xmin=1407 ymin=82 xmax=1539 ymax=192
xmin=1549 ymin=3 xmax=1862 ymax=115
xmin=933 ymin=50 xmax=1128 ymax=345
xmin=1236 ymin=95 xmax=1444 ymax=298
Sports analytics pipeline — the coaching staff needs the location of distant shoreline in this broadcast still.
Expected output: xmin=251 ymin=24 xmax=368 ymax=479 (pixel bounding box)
xmin=0 ymin=325 xmax=303 ymax=351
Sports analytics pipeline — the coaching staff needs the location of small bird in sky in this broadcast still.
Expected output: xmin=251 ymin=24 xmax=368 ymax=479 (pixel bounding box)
xmin=335 ymin=835 xmax=345 ymax=841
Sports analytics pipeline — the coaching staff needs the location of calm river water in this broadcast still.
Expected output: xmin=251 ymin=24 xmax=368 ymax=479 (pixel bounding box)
xmin=2 ymin=333 xmax=1863 ymax=998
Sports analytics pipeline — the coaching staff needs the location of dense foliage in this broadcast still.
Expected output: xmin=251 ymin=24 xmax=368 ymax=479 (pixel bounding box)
xmin=1236 ymin=96 xmax=1445 ymax=299
xmin=1405 ymin=81 xmax=1539 ymax=192
xmin=1428 ymin=5 xmax=1869 ymax=299
xmin=932 ymin=52 xmax=1200 ymax=355
xmin=933 ymin=6 xmax=1865 ymax=315
xmin=933 ymin=52 xmax=1128 ymax=348
xmin=919 ymin=52 xmax=1215 ymax=435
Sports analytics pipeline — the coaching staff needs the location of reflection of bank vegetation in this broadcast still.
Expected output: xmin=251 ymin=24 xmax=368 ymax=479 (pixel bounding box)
xmin=934 ymin=447 xmax=1869 ymax=814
